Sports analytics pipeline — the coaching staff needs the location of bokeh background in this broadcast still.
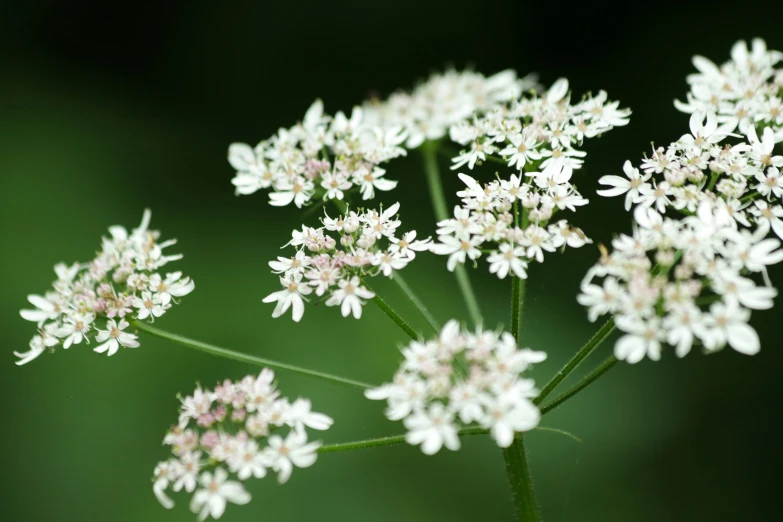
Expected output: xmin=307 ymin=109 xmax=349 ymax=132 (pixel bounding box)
xmin=2 ymin=1 xmax=782 ymax=521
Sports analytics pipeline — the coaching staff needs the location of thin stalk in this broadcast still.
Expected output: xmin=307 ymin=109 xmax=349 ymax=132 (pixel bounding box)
xmin=318 ymin=425 xmax=573 ymax=455
xmin=511 ymin=276 xmax=526 ymax=342
xmin=393 ymin=273 xmax=440 ymax=332
xmin=534 ymin=318 xmax=616 ymax=406
xmin=540 ymin=355 xmax=618 ymax=415
xmin=319 ymin=426 xmax=487 ymax=454
xmin=421 ymin=140 xmax=483 ymax=327
xmin=502 ymin=435 xmax=541 ymax=521
xmin=133 ymin=321 xmax=373 ymax=390
xmin=503 ymin=237 xmax=541 ymax=522
xmin=365 ymin=282 xmax=419 ymax=340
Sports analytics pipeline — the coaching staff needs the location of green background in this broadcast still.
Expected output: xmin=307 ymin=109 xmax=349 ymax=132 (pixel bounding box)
xmin=2 ymin=1 xmax=782 ymax=520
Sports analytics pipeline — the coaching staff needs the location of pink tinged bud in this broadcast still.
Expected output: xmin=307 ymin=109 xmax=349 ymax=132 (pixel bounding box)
xmin=197 ymin=414 xmax=214 ymax=428
xmin=232 ymin=408 xmax=247 ymax=422
xmin=200 ymin=431 xmax=220 ymax=449
xmin=213 ymin=406 xmax=227 ymax=422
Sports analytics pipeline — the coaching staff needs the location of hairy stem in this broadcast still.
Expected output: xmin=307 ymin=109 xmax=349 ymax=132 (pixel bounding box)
xmin=318 ymin=426 xmax=578 ymax=454
xmin=540 ymin=355 xmax=618 ymax=415
xmin=503 ymin=203 xmax=541 ymax=522
xmin=421 ymin=140 xmax=483 ymax=327
xmin=393 ymin=273 xmax=440 ymax=332
xmin=365 ymin=282 xmax=420 ymax=340
xmin=132 ymin=321 xmax=373 ymax=390
xmin=503 ymin=434 xmax=541 ymax=521
xmin=534 ymin=318 xmax=616 ymax=405
xmin=319 ymin=426 xmax=487 ymax=454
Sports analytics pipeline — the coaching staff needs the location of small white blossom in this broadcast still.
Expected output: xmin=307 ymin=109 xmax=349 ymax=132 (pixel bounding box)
xmin=366 ymin=321 xmax=546 ymax=453
xmin=153 ymin=370 xmax=332 ymax=518
xmin=16 ymin=210 xmax=194 ymax=364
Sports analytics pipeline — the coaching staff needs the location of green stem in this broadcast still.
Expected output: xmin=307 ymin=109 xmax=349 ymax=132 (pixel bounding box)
xmin=365 ymin=282 xmax=419 ymax=340
xmin=319 ymin=426 xmax=487 ymax=454
xmin=132 ymin=321 xmax=373 ymax=390
xmin=502 ymin=435 xmax=541 ymax=521
xmin=540 ymin=355 xmax=618 ymax=415
xmin=318 ymin=425 xmax=575 ymax=455
xmin=503 ymin=237 xmax=541 ymax=521
xmin=421 ymin=140 xmax=483 ymax=327
xmin=534 ymin=318 xmax=615 ymax=405
xmin=511 ymin=276 xmax=526 ymax=343
xmin=393 ymin=273 xmax=440 ymax=332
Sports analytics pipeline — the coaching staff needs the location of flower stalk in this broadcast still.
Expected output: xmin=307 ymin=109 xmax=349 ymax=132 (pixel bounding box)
xmin=133 ymin=321 xmax=373 ymax=390
xmin=421 ymin=140 xmax=484 ymax=327
xmin=534 ymin=318 xmax=616 ymax=405
xmin=501 ymin=201 xmax=541 ymax=522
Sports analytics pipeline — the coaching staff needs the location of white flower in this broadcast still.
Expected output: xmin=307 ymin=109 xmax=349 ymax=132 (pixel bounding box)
xmin=368 ymin=322 xmax=545 ymax=453
xmin=57 ymin=312 xmax=95 ymax=348
xmin=480 ymin=397 xmax=540 ymax=448
xmin=262 ymin=273 xmax=312 ymax=322
xmin=189 ymin=468 xmax=251 ymax=521
xmin=93 ymin=319 xmax=139 ymax=356
xmin=403 ymin=403 xmax=461 ymax=455
xmin=17 ymin=210 xmax=193 ymax=364
xmin=597 ymin=160 xmax=650 ymax=210
xmin=14 ymin=335 xmax=47 ymax=366
xmin=132 ymin=291 xmax=169 ymax=321
xmin=325 ymin=276 xmax=375 ymax=319
xmin=265 ymin=429 xmax=321 ymax=484
xmin=701 ymin=301 xmax=760 ymax=355
xmin=286 ymin=398 xmax=334 ymax=431
xmin=227 ymin=441 xmax=268 ymax=481
xmin=19 ymin=294 xmax=60 ymax=325
xmin=613 ymin=316 xmax=663 ymax=363
xmin=430 ymin=234 xmax=483 ymax=271
xmin=487 ymin=243 xmax=528 ymax=279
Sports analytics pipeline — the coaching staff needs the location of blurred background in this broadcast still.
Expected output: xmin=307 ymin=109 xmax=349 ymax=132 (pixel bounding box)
xmin=2 ymin=1 xmax=782 ymax=521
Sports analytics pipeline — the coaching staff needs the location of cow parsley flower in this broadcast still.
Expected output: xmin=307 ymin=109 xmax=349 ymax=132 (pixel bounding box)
xmin=362 ymin=68 xmax=541 ymax=149
xmin=228 ymin=100 xmax=406 ymax=208
xmin=449 ymin=78 xmax=630 ymax=181
xmin=430 ymin=173 xmax=591 ymax=278
xmin=365 ymin=320 xmax=546 ymax=453
xmin=674 ymin=38 xmax=783 ymax=134
xmin=598 ymin=111 xmax=783 ymax=233
xmin=17 ymin=210 xmax=194 ymax=365
xmin=264 ymin=203 xmax=430 ymax=321
xmin=152 ymin=369 xmax=333 ymax=520
xmin=579 ymin=203 xmax=783 ymax=362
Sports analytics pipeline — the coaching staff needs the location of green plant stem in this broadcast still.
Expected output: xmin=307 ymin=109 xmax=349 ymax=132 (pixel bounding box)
xmin=511 ymin=276 xmax=526 ymax=343
xmin=502 ymin=435 xmax=541 ymax=521
xmin=319 ymin=426 xmax=487 ymax=454
xmin=421 ymin=140 xmax=483 ymax=327
xmin=364 ymin=282 xmax=419 ymax=340
xmin=393 ymin=273 xmax=440 ymax=332
xmin=540 ymin=355 xmax=618 ymax=415
xmin=503 ymin=238 xmax=541 ymax=522
xmin=132 ymin=321 xmax=373 ymax=390
xmin=534 ymin=318 xmax=616 ymax=406
xmin=318 ymin=426 xmax=577 ymax=455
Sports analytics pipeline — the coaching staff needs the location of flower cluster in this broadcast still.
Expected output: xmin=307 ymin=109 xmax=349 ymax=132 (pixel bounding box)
xmin=263 ymin=203 xmax=429 ymax=321
xmin=674 ymin=38 xmax=783 ymax=134
xmin=579 ymin=203 xmax=782 ymax=362
xmin=17 ymin=210 xmax=194 ymax=365
xmin=598 ymin=112 xmax=783 ymax=231
xmin=153 ymin=369 xmax=333 ymax=520
xmin=366 ymin=321 xmax=546 ymax=453
xmin=430 ymin=79 xmax=628 ymax=278
xmin=430 ymin=173 xmax=592 ymax=278
xmin=449 ymin=78 xmax=630 ymax=180
xmin=362 ymin=68 xmax=540 ymax=149
xmin=228 ymin=100 xmax=407 ymax=208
